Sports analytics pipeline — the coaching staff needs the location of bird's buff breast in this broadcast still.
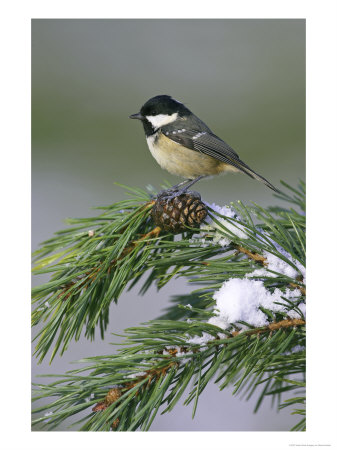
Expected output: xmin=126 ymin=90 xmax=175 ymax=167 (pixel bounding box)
xmin=146 ymin=133 xmax=237 ymax=178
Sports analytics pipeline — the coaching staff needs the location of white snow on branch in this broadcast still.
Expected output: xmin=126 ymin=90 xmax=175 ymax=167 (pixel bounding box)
xmin=188 ymin=332 xmax=214 ymax=347
xmin=187 ymin=278 xmax=305 ymax=346
xmin=189 ymin=237 xmax=205 ymax=246
xmin=162 ymin=345 xmax=194 ymax=358
xmin=197 ymin=202 xmax=306 ymax=283
xmin=185 ymin=202 xmax=305 ymax=346
xmin=201 ymin=203 xmax=248 ymax=247
xmin=287 ymin=302 xmax=306 ymax=319
xmin=248 ymin=236 xmax=306 ymax=283
xmin=212 ymin=278 xmax=304 ymax=329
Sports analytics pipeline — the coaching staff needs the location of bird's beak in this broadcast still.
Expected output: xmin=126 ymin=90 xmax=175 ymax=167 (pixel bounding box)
xmin=129 ymin=112 xmax=144 ymax=120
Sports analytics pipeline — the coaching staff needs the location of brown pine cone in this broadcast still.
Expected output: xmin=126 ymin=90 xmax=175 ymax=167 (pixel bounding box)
xmin=92 ymin=387 xmax=121 ymax=412
xmin=151 ymin=190 xmax=208 ymax=233
xmin=106 ymin=388 xmax=121 ymax=405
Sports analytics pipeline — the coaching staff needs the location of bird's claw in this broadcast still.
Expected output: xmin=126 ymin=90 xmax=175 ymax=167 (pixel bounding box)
xmin=156 ymin=188 xmax=201 ymax=204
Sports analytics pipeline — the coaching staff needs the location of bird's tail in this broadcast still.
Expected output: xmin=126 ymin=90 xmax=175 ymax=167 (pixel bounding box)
xmin=234 ymin=159 xmax=281 ymax=193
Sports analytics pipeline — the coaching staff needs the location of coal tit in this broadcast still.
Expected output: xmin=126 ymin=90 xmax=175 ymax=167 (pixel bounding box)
xmin=130 ymin=95 xmax=279 ymax=193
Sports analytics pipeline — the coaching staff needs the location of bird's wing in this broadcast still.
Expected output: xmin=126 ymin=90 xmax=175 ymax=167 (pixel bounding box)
xmin=161 ymin=126 xmax=279 ymax=192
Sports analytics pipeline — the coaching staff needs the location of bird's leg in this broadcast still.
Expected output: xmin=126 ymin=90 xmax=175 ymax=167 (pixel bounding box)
xmin=168 ymin=179 xmax=192 ymax=191
xmin=157 ymin=179 xmax=192 ymax=198
xmin=158 ymin=176 xmax=205 ymax=201
xmin=157 ymin=179 xmax=190 ymax=196
xmin=176 ymin=176 xmax=205 ymax=193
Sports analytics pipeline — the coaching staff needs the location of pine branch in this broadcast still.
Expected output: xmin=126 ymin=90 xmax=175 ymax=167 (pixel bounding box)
xmin=32 ymin=181 xmax=306 ymax=431
xmin=32 ymin=316 xmax=305 ymax=431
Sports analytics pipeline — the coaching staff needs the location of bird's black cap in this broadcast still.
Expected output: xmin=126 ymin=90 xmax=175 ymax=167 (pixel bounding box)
xmin=129 ymin=95 xmax=191 ymax=121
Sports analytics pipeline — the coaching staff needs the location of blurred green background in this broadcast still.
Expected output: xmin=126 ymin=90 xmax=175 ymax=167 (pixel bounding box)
xmin=32 ymin=19 xmax=305 ymax=431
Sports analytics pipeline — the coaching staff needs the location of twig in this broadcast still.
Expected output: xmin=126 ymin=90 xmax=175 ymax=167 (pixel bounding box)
xmin=92 ymin=317 xmax=305 ymax=417
xmin=116 ymin=226 xmax=161 ymax=261
xmin=234 ymin=244 xmax=305 ymax=295
xmin=92 ymin=361 xmax=177 ymax=414
xmin=289 ymin=282 xmax=306 ymax=296
xmin=234 ymin=244 xmax=267 ymax=265
xmin=232 ymin=318 xmax=305 ymax=336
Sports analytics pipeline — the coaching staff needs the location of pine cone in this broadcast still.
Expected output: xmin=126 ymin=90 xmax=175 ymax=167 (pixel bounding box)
xmin=92 ymin=387 xmax=121 ymax=412
xmin=151 ymin=190 xmax=208 ymax=233
xmin=106 ymin=388 xmax=121 ymax=405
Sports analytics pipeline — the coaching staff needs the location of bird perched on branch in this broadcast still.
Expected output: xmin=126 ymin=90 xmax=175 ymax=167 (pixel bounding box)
xmin=130 ymin=95 xmax=280 ymax=195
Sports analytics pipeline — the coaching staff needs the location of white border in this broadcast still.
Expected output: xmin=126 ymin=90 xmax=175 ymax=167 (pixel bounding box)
xmin=1 ymin=1 xmax=337 ymax=449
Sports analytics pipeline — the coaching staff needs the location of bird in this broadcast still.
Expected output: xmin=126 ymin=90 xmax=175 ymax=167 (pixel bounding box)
xmin=129 ymin=95 xmax=280 ymax=196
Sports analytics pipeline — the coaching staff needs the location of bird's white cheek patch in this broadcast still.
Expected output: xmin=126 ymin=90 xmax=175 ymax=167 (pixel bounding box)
xmin=146 ymin=113 xmax=178 ymax=129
